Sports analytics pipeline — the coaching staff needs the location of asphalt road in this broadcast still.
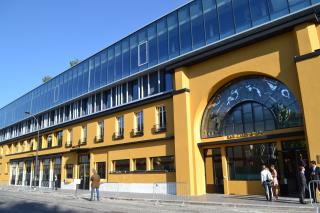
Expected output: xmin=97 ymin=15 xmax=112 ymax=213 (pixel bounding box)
xmin=0 ymin=190 xmax=312 ymax=213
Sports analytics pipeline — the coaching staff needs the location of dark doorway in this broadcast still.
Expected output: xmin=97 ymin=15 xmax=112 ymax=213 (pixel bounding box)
xmin=205 ymin=148 xmax=224 ymax=194
xmin=79 ymin=154 xmax=90 ymax=190
xmin=25 ymin=161 xmax=31 ymax=186
xmin=279 ymin=140 xmax=308 ymax=196
xmin=53 ymin=157 xmax=62 ymax=188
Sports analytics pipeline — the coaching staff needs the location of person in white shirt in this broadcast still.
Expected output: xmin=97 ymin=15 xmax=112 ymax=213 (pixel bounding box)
xmin=261 ymin=165 xmax=273 ymax=201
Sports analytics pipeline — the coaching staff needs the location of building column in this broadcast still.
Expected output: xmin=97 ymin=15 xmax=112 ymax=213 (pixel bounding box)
xmin=49 ymin=159 xmax=54 ymax=188
xmin=30 ymin=161 xmax=34 ymax=187
xmin=15 ymin=165 xmax=18 ymax=186
xmin=221 ymin=146 xmax=230 ymax=195
xmin=294 ymin=23 xmax=320 ymax=164
xmin=173 ymin=67 xmax=205 ymax=195
xmin=22 ymin=162 xmax=26 ymax=186
xmin=39 ymin=161 xmax=43 ymax=188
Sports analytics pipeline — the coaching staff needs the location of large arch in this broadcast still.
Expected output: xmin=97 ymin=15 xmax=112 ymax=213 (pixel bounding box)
xmin=201 ymin=76 xmax=303 ymax=138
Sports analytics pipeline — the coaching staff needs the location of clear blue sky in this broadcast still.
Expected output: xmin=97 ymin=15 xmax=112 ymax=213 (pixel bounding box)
xmin=0 ymin=0 xmax=188 ymax=108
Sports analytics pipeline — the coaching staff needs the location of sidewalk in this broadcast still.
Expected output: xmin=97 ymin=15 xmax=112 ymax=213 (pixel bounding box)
xmin=0 ymin=185 xmax=315 ymax=212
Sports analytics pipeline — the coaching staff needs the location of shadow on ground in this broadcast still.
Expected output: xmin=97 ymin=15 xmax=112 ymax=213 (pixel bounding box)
xmin=0 ymin=201 xmax=77 ymax=213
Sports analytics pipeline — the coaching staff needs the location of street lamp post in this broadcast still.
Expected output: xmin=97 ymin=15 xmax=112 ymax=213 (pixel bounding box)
xmin=25 ymin=112 xmax=39 ymax=189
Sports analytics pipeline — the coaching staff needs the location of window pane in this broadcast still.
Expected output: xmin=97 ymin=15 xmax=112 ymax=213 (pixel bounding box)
xmin=167 ymin=12 xmax=180 ymax=58
xmin=143 ymin=75 xmax=148 ymax=98
xmin=233 ymin=0 xmax=252 ymax=32
xmin=115 ymin=43 xmax=122 ymax=80
xmin=149 ymin=72 xmax=158 ymax=95
xmin=267 ymin=0 xmax=289 ymax=19
xmin=190 ymin=0 xmax=205 ymax=49
xmin=249 ymin=0 xmax=270 ymax=26
xmin=101 ymin=51 xmax=107 ymax=86
xmin=135 ymin=158 xmax=146 ymax=171
xmin=130 ymin=34 xmax=138 ymax=74
xmin=94 ymin=55 xmax=101 ymax=89
xmin=288 ymin=0 xmax=310 ymax=12
xmin=107 ymin=47 xmax=115 ymax=84
xmin=202 ymin=0 xmax=220 ymax=44
xmin=157 ymin=18 xmax=168 ymax=63
xmin=89 ymin=58 xmax=95 ymax=91
xmin=122 ymin=39 xmax=130 ymax=77
xmin=147 ymin=24 xmax=158 ymax=67
xmin=97 ymin=162 xmax=106 ymax=179
xmin=178 ymin=5 xmax=192 ymax=54
xmin=217 ymin=0 xmax=235 ymax=38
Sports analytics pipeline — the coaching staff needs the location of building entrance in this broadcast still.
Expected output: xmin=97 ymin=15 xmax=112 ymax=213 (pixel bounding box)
xmin=205 ymin=148 xmax=224 ymax=194
xmin=78 ymin=154 xmax=90 ymax=190
xmin=279 ymin=140 xmax=308 ymax=196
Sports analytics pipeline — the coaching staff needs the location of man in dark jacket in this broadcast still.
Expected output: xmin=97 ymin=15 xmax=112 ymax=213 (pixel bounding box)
xmin=309 ymin=161 xmax=320 ymax=203
xmin=298 ymin=166 xmax=307 ymax=204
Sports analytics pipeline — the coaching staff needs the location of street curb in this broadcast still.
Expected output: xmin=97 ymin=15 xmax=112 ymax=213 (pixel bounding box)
xmin=102 ymin=196 xmax=315 ymax=212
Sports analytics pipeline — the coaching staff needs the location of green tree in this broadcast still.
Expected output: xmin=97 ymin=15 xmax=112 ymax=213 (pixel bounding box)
xmin=42 ymin=76 xmax=52 ymax=83
xmin=69 ymin=59 xmax=80 ymax=67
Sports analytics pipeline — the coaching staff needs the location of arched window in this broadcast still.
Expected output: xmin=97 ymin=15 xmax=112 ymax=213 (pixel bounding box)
xmin=201 ymin=76 xmax=303 ymax=138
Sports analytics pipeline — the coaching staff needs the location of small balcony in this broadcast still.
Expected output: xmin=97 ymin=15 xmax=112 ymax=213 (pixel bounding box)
xmin=130 ymin=128 xmax=144 ymax=137
xmin=65 ymin=141 xmax=72 ymax=148
xmin=94 ymin=135 xmax=104 ymax=143
xmin=152 ymin=124 xmax=167 ymax=134
xmin=78 ymin=137 xmax=87 ymax=146
xmin=113 ymin=130 xmax=124 ymax=140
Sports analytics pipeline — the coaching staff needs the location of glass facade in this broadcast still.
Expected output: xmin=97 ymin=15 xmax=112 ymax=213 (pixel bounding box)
xmin=201 ymin=76 xmax=303 ymax=138
xmin=0 ymin=0 xmax=318 ymax=141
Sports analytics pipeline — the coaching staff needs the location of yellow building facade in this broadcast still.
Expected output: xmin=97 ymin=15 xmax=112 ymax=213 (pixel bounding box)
xmin=0 ymin=1 xmax=320 ymax=197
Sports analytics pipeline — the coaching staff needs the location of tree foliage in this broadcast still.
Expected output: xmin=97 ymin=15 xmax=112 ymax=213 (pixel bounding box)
xmin=42 ymin=76 xmax=52 ymax=83
xmin=69 ymin=59 xmax=80 ymax=67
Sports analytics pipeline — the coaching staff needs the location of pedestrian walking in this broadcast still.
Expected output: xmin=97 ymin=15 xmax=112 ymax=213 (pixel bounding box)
xmin=54 ymin=174 xmax=58 ymax=190
xmin=270 ymin=164 xmax=279 ymax=200
xmin=309 ymin=160 xmax=320 ymax=203
xmin=261 ymin=165 xmax=273 ymax=201
xmin=297 ymin=166 xmax=307 ymax=204
xmin=90 ymin=169 xmax=101 ymax=201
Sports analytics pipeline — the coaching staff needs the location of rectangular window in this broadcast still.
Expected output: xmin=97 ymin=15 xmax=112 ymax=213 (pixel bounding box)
xmin=47 ymin=135 xmax=52 ymax=148
xmin=107 ymin=47 xmax=115 ymax=84
xmin=56 ymin=131 xmax=63 ymax=147
xmin=288 ymin=0 xmax=310 ymax=12
xmin=167 ymin=11 xmax=180 ymax=58
xmin=142 ymin=75 xmax=148 ymax=98
xmin=66 ymin=164 xmax=73 ymax=179
xmin=203 ymin=0 xmax=219 ymax=44
xmin=116 ymin=115 xmax=124 ymax=136
xmin=157 ymin=106 xmax=167 ymax=130
xmin=267 ymin=0 xmax=289 ymax=19
xmin=96 ymin=93 xmax=101 ymax=112
xmin=249 ymin=0 xmax=270 ymax=26
xmin=122 ymin=39 xmax=130 ymax=77
xmin=151 ymin=156 xmax=175 ymax=172
xmin=147 ymin=23 xmax=158 ymax=67
xmin=157 ymin=18 xmax=168 ymax=63
xmin=101 ymin=51 xmax=108 ymax=86
xmin=138 ymin=42 xmax=148 ymax=66
xmin=226 ymin=143 xmax=277 ymax=180
xmin=130 ymin=34 xmax=138 ymax=74
xmin=97 ymin=121 xmax=104 ymax=141
xmin=233 ymin=0 xmax=252 ymax=32
xmin=135 ymin=111 xmax=144 ymax=133
xmin=128 ymin=79 xmax=139 ymax=101
xmin=178 ymin=5 xmax=192 ymax=54
xmin=96 ymin=162 xmax=106 ymax=179
xmin=217 ymin=0 xmax=235 ymax=38
xmin=122 ymin=84 xmax=127 ymax=104
xmin=190 ymin=0 xmax=205 ymax=49
xmin=113 ymin=159 xmax=130 ymax=173
xmin=115 ymin=43 xmax=122 ymax=80
xmin=149 ymin=72 xmax=158 ymax=95
xmin=134 ymin=158 xmax=146 ymax=171
xmin=81 ymin=125 xmax=87 ymax=143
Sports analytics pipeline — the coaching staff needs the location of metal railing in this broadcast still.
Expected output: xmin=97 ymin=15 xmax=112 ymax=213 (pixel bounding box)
xmin=309 ymin=180 xmax=320 ymax=212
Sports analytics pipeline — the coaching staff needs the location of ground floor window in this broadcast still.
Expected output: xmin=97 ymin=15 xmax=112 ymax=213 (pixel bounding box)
xmin=96 ymin=162 xmax=106 ymax=179
xmin=42 ymin=159 xmax=50 ymax=187
xmin=226 ymin=143 xmax=277 ymax=180
xmin=134 ymin=158 xmax=146 ymax=171
xmin=66 ymin=164 xmax=73 ymax=179
xmin=151 ymin=156 xmax=175 ymax=172
xmin=113 ymin=160 xmax=130 ymax=173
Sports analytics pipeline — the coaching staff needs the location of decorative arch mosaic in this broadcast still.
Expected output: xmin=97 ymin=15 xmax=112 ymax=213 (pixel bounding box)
xmin=201 ymin=76 xmax=303 ymax=138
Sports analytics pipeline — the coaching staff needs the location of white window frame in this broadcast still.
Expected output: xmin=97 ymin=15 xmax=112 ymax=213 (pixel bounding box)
xmin=138 ymin=41 xmax=148 ymax=66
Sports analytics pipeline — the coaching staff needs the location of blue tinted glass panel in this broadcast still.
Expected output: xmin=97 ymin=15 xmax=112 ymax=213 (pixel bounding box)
xmin=130 ymin=35 xmax=138 ymax=74
xmin=77 ymin=64 xmax=83 ymax=97
xmin=147 ymin=24 xmax=158 ymax=67
xmin=115 ymin=43 xmax=122 ymax=80
xmin=311 ymin=0 xmax=320 ymax=4
xmin=89 ymin=59 xmax=95 ymax=91
xmin=67 ymin=70 xmax=73 ymax=99
xmin=267 ymin=0 xmax=289 ymax=19
xmin=288 ymin=0 xmax=310 ymax=12
xmin=122 ymin=39 xmax=130 ymax=77
xmin=249 ymin=0 xmax=270 ymax=26
xmin=106 ymin=90 xmax=112 ymax=108
xmin=165 ymin=71 xmax=173 ymax=91
xmin=178 ymin=5 xmax=192 ymax=54
xmin=107 ymin=47 xmax=115 ymax=84
xmin=82 ymin=61 xmax=89 ymax=93
xmin=217 ymin=0 xmax=235 ymax=38
xmin=138 ymin=30 xmax=148 ymax=70
xmin=94 ymin=55 xmax=101 ymax=89
xmin=233 ymin=0 xmax=252 ymax=32
xmin=129 ymin=79 xmax=139 ymax=101
xmin=190 ymin=0 xmax=206 ymax=49
xmin=167 ymin=12 xmax=180 ymax=58
xmin=100 ymin=51 xmax=107 ymax=86
xmin=157 ymin=18 xmax=168 ymax=63
xmin=202 ymin=0 xmax=219 ymax=44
